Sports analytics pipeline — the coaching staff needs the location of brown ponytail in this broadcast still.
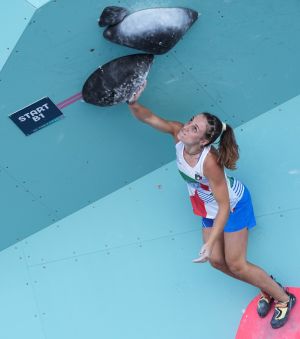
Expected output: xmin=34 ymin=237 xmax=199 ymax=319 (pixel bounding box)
xmin=202 ymin=112 xmax=239 ymax=170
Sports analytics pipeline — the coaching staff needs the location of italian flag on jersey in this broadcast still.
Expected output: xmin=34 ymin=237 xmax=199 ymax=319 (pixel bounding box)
xmin=178 ymin=170 xmax=210 ymax=217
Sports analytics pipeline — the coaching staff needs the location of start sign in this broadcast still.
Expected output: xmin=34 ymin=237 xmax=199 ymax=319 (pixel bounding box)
xmin=9 ymin=97 xmax=63 ymax=135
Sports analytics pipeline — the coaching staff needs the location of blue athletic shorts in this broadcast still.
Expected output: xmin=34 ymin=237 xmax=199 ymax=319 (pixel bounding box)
xmin=201 ymin=186 xmax=256 ymax=233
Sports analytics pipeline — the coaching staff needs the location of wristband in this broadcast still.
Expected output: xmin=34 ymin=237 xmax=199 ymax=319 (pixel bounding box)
xmin=126 ymin=99 xmax=136 ymax=105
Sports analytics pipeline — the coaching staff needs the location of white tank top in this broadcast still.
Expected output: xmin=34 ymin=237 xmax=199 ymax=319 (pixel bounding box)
xmin=175 ymin=141 xmax=244 ymax=218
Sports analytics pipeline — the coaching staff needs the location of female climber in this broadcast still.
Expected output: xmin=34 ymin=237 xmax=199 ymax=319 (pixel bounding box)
xmin=127 ymin=81 xmax=296 ymax=329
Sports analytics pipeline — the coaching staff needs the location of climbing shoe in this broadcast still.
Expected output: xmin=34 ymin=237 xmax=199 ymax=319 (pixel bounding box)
xmin=271 ymin=291 xmax=296 ymax=329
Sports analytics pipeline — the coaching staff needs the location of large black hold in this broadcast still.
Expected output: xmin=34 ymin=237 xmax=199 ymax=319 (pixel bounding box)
xmin=102 ymin=7 xmax=198 ymax=54
xmin=82 ymin=54 xmax=154 ymax=107
xmin=98 ymin=6 xmax=129 ymax=27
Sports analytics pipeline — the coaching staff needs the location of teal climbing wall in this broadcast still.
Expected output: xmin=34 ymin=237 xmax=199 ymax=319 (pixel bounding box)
xmin=1 ymin=2 xmax=300 ymax=337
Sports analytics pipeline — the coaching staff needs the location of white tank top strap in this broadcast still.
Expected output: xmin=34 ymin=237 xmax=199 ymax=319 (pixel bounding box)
xmin=198 ymin=145 xmax=211 ymax=177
